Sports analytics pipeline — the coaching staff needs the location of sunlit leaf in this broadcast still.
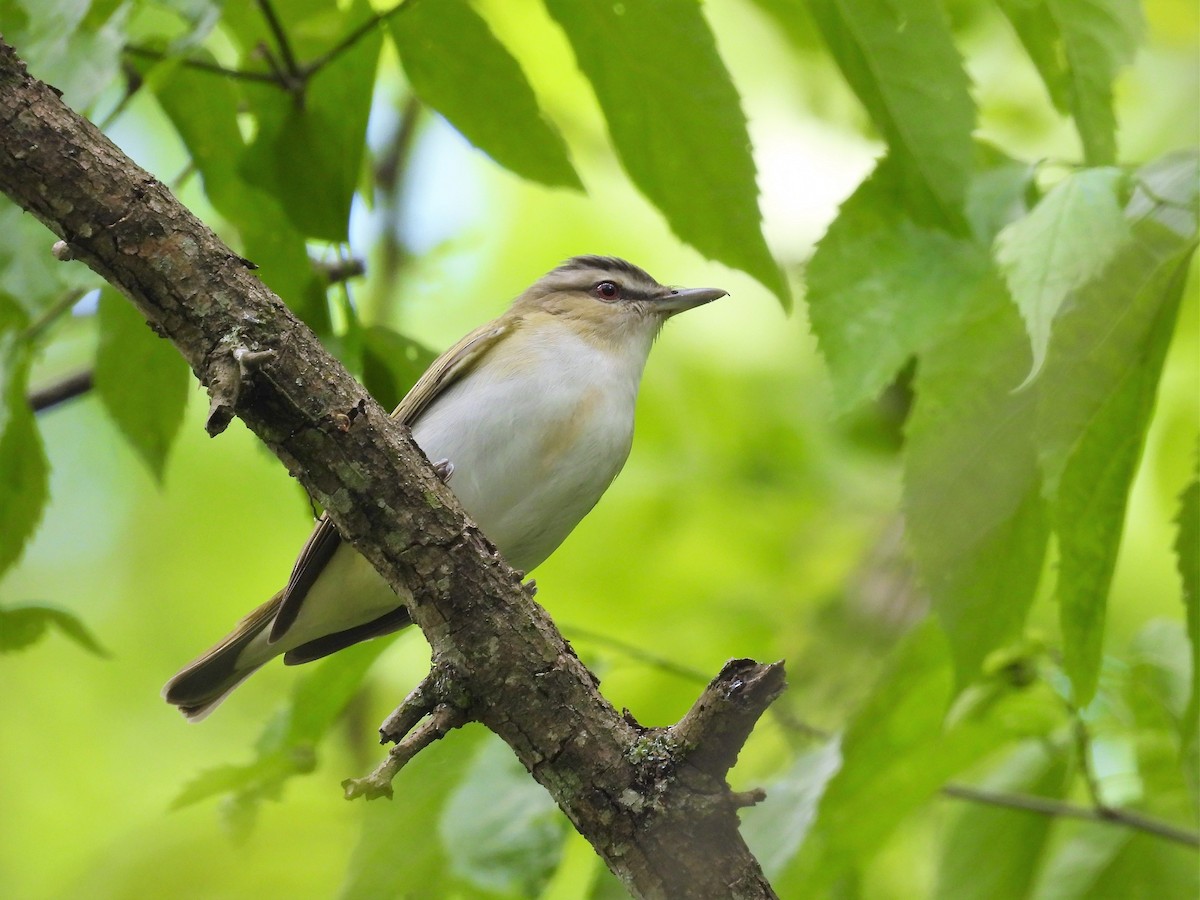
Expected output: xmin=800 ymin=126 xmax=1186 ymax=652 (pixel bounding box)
xmin=147 ymin=59 xmax=331 ymax=332
xmin=1032 ymin=825 xmax=1199 ymax=899
xmin=807 ymin=0 xmax=975 ymax=228
xmin=1175 ymin=458 xmax=1199 ymax=794
xmin=4 ymin=0 xmax=126 ymax=109
xmin=217 ymin=0 xmax=335 ymax=53
xmin=807 ymin=157 xmax=990 ymax=412
xmin=936 ymin=741 xmax=1071 ymax=900
xmin=361 ymin=325 xmax=437 ymax=412
xmin=1051 ymin=0 xmax=1141 ymax=165
xmin=94 ymin=289 xmax=190 ymax=482
xmin=171 ymin=638 xmax=392 ymax=833
xmin=998 ymin=0 xmax=1141 ymax=164
xmin=995 ymin=0 xmax=1072 ymax=112
xmin=0 ymin=301 xmax=48 ymax=579
xmin=238 ymin=0 xmax=381 ymax=242
xmin=1036 ymin=152 xmax=1199 ymax=705
xmin=543 ymin=0 xmax=788 ymax=306
xmin=0 ymin=602 xmax=107 ymax=656
xmin=904 ymin=283 xmax=1050 ymax=687
xmin=342 ymin=728 xmax=485 ymax=899
xmin=389 ymin=0 xmax=580 ymax=190
xmin=0 ymin=203 xmax=100 ymax=319
xmin=994 ymin=166 xmax=1130 ymax=383
xmin=441 ymin=734 xmax=567 ymax=896
xmin=779 ymin=623 xmax=1050 ymax=892
xmin=740 ymin=738 xmax=841 ymax=877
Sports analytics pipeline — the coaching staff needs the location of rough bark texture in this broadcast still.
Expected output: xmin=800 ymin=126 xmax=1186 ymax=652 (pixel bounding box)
xmin=0 ymin=39 xmax=782 ymax=899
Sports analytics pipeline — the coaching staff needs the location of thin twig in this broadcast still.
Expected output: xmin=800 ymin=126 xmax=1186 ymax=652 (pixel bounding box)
xmin=1073 ymin=717 xmax=1110 ymax=812
xmin=28 ymin=369 xmax=94 ymax=413
xmin=21 ymin=289 xmax=87 ymax=342
xmin=123 ymin=45 xmax=280 ymax=84
xmin=125 ymin=1 xmax=412 ymax=97
xmin=941 ymin=783 xmax=1200 ymax=849
xmin=301 ymin=0 xmax=415 ymax=78
xmin=568 ymin=624 xmax=830 ymax=741
xmin=567 ymin=624 xmax=713 ymax=684
xmin=367 ymin=94 xmax=422 ymax=321
xmin=95 ymin=62 xmax=143 ymax=131
xmin=256 ymin=0 xmax=302 ymax=83
xmin=343 ymin=704 xmax=467 ymax=800
xmin=312 ymin=255 xmax=366 ymax=285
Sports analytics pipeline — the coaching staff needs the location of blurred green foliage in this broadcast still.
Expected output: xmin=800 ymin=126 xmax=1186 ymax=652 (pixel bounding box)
xmin=0 ymin=0 xmax=1196 ymax=897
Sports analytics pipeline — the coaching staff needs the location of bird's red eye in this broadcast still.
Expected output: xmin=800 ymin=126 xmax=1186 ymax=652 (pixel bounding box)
xmin=594 ymin=281 xmax=620 ymax=301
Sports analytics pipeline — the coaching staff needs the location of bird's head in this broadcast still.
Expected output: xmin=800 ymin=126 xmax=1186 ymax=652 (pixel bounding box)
xmin=511 ymin=256 xmax=727 ymax=353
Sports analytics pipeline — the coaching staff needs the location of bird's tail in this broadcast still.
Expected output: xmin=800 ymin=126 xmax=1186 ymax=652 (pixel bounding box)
xmin=162 ymin=592 xmax=282 ymax=721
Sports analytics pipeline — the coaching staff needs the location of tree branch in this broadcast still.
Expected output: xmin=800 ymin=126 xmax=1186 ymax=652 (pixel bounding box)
xmin=0 ymin=39 xmax=781 ymax=898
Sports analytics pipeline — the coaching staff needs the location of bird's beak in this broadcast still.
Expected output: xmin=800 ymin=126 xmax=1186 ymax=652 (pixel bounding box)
xmin=656 ymin=286 xmax=728 ymax=316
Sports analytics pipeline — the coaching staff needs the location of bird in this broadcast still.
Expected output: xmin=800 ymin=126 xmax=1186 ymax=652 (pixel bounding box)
xmin=163 ymin=256 xmax=727 ymax=720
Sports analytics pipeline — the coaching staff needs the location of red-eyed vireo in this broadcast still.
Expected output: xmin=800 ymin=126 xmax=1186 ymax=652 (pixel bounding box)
xmin=164 ymin=256 xmax=726 ymax=719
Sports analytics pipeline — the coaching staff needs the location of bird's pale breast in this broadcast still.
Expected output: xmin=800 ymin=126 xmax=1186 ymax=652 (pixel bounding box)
xmin=411 ymin=326 xmax=641 ymax=571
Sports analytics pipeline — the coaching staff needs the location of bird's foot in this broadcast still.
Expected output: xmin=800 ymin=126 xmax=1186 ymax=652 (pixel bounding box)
xmin=431 ymin=458 xmax=455 ymax=483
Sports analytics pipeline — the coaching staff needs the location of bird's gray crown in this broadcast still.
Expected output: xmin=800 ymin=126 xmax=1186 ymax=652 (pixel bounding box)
xmin=538 ymin=255 xmax=665 ymax=300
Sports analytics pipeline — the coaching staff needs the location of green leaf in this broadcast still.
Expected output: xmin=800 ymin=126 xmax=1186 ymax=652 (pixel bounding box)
xmin=94 ymin=289 xmax=190 ymax=482
xmin=743 ymin=0 xmax=822 ymax=52
xmin=1032 ymin=826 xmax=1199 ymax=899
xmin=0 ymin=203 xmax=100 ymax=319
xmin=1000 ymin=0 xmax=1142 ymax=166
xmin=278 ymin=636 xmax=390 ymax=747
xmin=778 ymin=623 xmax=1048 ymax=892
xmin=994 ymin=167 xmax=1130 ymax=383
xmin=171 ymin=638 xmax=391 ymax=833
xmin=361 ymin=325 xmax=437 ymax=412
xmin=389 ymin=0 xmax=580 ymax=190
xmin=147 ymin=59 xmax=331 ymax=332
xmin=995 ymin=0 xmax=1072 ymax=113
xmin=965 ymin=144 xmax=1038 ymax=245
xmin=1127 ymin=620 xmax=1193 ymax=729
xmin=440 ymin=734 xmax=567 ymax=896
xmin=342 ymin=727 xmax=486 ymax=899
xmin=0 ymin=302 xmax=49 ymax=579
xmin=999 ymin=1 xmax=1142 ymax=164
xmin=1049 ymin=0 xmax=1141 ymax=166
xmin=217 ymin=0 xmax=336 ymax=53
xmin=0 ymin=602 xmax=108 ymax=656
xmin=903 ymin=282 xmax=1050 ymax=687
xmin=543 ymin=0 xmax=788 ymax=306
xmin=1036 ymin=152 xmax=1199 ymax=705
xmin=1174 ymin=458 xmax=1199 ymax=791
xmin=807 ymin=157 xmax=991 ymax=411
xmin=5 ymin=0 xmax=126 ymax=110
xmin=238 ymin=0 xmax=382 ymax=241
xmin=807 ymin=0 xmax=975 ymax=228
xmin=936 ymin=741 xmax=1071 ymax=900
xmin=739 ymin=739 xmax=841 ymax=877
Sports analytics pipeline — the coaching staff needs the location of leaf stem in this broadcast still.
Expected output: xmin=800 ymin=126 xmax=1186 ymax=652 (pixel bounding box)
xmin=301 ymin=0 xmax=415 ymax=78
xmin=123 ymin=45 xmax=281 ymax=84
xmin=255 ymin=0 xmax=302 ymax=84
xmin=21 ymin=289 xmax=87 ymax=342
xmin=942 ymin=783 xmax=1200 ymax=849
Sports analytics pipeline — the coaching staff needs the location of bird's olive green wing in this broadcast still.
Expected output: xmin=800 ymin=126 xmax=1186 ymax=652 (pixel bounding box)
xmin=268 ymin=320 xmax=513 ymax=643
xmin=389 ymin=321 xmax=511 ymax=425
